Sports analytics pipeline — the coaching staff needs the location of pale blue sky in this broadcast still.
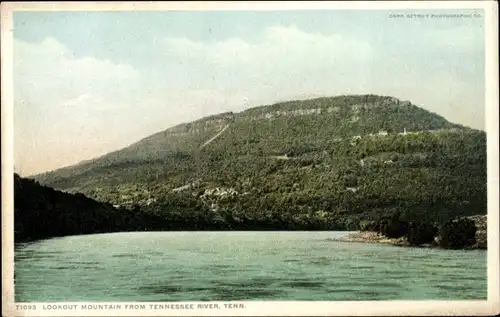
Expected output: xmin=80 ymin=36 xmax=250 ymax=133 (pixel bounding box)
xmin=13 ymin=9 xmax=486 ymax=175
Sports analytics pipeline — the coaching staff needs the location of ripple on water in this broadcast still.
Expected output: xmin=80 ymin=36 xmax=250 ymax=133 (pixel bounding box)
xmin=435 ymin=283 xmax=470 ymax=291
xmin=355 ymin=289 xmax=402 ymax=297
xmin=363 ymin=280 xmax=406 ymax=288
xmin=307 ymin=256 xmax=332 ymax=266
xmin=15 ymin=254 xmax=59 ymax=261
xmin=202 ymin=264 xmax=246 ymax=274
xmin=138 ymin=283 xmax=286 ymax=301
xmin=212 ymin=276 xmax=281 ymax=289
xmin=111 ymin=254 xmax=137 ymax=258
xmin=52 ymin=265 xmax=105 ymax=270
xmin=278 ymin=280 xmax=326 ymax=289
xmin=452 ymin=274 xmax=487 ymax=281
xmin=13 ymin=232 xmax=487 ymax=301
xmin=353 ymin=265 xmax=376 ymax=269
xmin=136 ymin=283 xmax=186 ymax=294
xmin=211 ymin=287 xmax=286 ymax=300
xmin=283 ymin=258 xmax=302 ymax=263
xmin=143 ymin=251 xmax=165 ymax=256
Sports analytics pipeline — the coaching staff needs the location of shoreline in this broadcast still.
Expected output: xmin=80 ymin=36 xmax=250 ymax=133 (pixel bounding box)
xmin=340 ymin=231 xmax=487 ymax=250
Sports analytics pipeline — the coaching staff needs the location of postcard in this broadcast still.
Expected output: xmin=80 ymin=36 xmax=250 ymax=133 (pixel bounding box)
xmin=1 ymin=1 xmax=499 ymax=316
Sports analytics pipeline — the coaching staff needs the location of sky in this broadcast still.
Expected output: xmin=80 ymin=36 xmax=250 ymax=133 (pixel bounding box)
xmin=12 ymin=9 xmax=486 ymax=176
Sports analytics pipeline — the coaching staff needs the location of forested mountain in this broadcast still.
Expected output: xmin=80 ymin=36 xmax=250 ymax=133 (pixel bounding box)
xmin=30 ymin=94 xmax=486 ymax=231
xmin=14 ymin=174 xmax=170 ymax=242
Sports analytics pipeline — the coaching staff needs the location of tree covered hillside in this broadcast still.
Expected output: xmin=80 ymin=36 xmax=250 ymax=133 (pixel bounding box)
xmin=14 ymin=174 xmax=170 ymax=242
xmin=31 ymin=95 xmax=486 ymax=231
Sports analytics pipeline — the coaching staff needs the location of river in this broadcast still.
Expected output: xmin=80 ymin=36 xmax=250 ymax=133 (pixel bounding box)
xmin=14 ymin=231 xmax=486 ymax=302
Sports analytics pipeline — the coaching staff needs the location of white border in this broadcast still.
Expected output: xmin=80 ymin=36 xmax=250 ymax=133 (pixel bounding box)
xmin=1 ymin=1 xmax=499 ymax=316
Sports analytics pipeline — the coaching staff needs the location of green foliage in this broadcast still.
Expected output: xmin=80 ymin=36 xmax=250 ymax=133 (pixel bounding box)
xmin=438 ymin=218 xmax=477 ymax=249
xmin=13 ymin=174 xmax=170 ymax=243
xmin=406 ymin=221 xmax=438 ymax=245
xmin=27 ymin=95 xmax=486 ymax=239
xmin=379 ymin=219 xmax=409 ymax=239
xmin=359 ymin=220 xmax=379 ymax=232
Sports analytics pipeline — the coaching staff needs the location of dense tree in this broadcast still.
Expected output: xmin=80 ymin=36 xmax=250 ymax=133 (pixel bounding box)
xmin=14 ymin=174 xmax=170 ymax=243
xmin=406 ymin=221 xmax=438 ymax=245
xmin=438 ymin=218 xmax=477 ymax=249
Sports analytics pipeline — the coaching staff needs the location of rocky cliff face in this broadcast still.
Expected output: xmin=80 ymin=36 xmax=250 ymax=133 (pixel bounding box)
xmin=163 ymin=112 xmax=235 ymax=136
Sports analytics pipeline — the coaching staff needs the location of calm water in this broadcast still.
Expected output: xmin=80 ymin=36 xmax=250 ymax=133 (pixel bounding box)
xmin=15 ymin=231 xmax=487 ymax=301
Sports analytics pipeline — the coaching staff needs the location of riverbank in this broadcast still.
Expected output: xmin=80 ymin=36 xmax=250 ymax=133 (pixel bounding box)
xmin=341 ymin=231 xmax=486 ymax=250
xmin=342 ymin=231 xmax=411 ymax=246
xmin=340 ymin=214 xmax=487 ymax=250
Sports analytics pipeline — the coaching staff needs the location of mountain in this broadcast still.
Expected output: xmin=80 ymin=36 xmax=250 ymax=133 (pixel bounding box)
xmin=32 ymin=94 xmax=486 ymax=231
